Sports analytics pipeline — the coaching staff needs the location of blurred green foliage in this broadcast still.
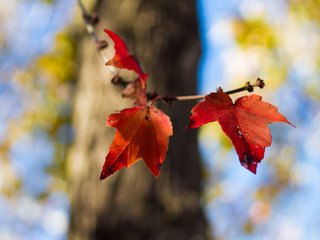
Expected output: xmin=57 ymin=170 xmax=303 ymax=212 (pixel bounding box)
xmin=233 ymin=19 xmax=278 ymax=49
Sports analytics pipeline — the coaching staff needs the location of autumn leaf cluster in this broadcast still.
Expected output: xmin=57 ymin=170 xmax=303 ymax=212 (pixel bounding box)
xmin=100 ymin=29 xmax=293 ymax=180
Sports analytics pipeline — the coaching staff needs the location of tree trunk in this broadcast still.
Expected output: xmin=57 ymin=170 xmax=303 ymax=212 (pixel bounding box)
xmin=67 ymin=0 xmax=208 ymax=239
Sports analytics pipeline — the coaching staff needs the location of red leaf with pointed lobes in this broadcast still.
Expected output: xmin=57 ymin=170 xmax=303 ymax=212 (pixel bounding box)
xmin=188 ymin=90 xmax=294 ymax=174
xmin=100 ymin=106 xmax=172 ymax=180
xmin=104 ymin=29 xmax=149 ymax=85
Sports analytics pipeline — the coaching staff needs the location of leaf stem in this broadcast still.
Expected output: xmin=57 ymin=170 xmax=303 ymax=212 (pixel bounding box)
xmin=159 ymin=78 xmax=265 ymax=103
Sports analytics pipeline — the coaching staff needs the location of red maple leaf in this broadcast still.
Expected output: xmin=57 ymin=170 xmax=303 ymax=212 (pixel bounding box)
xmin=104 ymin=29 xmax=149 ymax=85
xmin=100 ymin=106 xmax=172 ymax=180
xmin=188 ymin=90 xmax=294 ymax=173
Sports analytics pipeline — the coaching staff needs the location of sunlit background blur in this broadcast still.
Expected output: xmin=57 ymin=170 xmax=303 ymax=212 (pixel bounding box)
xmin=1 ymin=0 xmax=320 ymax=239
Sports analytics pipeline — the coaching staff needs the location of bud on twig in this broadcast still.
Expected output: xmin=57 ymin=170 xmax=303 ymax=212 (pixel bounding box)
xmin=97 ymin=40 xmax=108 ymax=50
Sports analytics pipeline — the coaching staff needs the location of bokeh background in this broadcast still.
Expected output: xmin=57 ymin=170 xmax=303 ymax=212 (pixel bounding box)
xmin=1 ymin=0 xmax=319 ymax=239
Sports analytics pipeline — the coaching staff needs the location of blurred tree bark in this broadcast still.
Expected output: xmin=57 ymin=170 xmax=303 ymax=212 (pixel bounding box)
xmin=67 ymin=0 xmax=209 ymax=239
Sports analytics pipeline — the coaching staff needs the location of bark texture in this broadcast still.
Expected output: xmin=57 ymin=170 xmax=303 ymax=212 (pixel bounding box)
xmin=67 ymin=1 xmax=208 ymax=239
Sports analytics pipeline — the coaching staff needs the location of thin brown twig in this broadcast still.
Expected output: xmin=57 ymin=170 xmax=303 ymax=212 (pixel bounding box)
xmin=77 ymin=2 xmax=266 ymax=104
xmin=159 ymin=78 xmax=265 ymax=103
xmin=78 ymin=0 xmax=99 ymax=43
xmin=77 ymin=0 xmax=109 ymax=62
xmin=176 ymin=95 xmax=206 ymax=101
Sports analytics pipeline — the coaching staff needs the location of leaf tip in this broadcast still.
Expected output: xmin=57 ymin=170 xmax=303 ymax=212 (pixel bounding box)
xmin=100 ymin=163 xmax=118 ymax=180
xmin=153 ymin=173 xmax=160 ymax=179
xmin=241 ymin=163 xmax=257 ymax=174
xmin=100 ymin=170 xmax=108 ymax=180
xmin=103 ymin=28 xmax=111 ymax=35
xmin=241 ymin=155 xmax=258 ymax=174
xmin=287 ymin=120 xmax=296 ymax=128
xmin=187 ymin=119 xmax=196 ymax=129
xmin=148 ymin=163 xmax=162 ymax=178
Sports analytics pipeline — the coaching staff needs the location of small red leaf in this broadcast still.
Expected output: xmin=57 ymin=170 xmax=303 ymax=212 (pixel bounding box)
xmin=188 ymin=90 xmax=294 ymax=173
xmin=101 ymin=106 xmax=172 ymax=179
xmin=104 ymin=29 xmax=149 ymax=85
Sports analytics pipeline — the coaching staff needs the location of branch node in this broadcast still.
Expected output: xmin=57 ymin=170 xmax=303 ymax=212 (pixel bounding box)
xmin=216 ymin=86 xmax=223 ymax=92
xmin=161 ymin=94 xmax=177 ymax=105
xmin=83 ymin=13 xmax=91 ymax=22
xmin=90 ymin=12 xmax=100 ymax=25
xmin=147 ymin=92 xmax=160 ymax=102
xmin=255 ymin=78 xmax=265 ymax=89
xmin=111 ymin=76 xmax=129 ymax=87
xmin=97 ymin=40 xmax=108 ymax=50
xmin=245 ymin=81 xmax=254 ymax=92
